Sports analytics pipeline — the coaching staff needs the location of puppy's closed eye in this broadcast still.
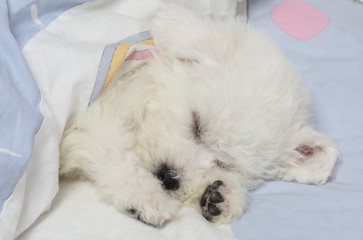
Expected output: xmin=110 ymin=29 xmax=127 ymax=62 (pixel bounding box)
xmin=191 ymin=111 xmax=203 ymax=143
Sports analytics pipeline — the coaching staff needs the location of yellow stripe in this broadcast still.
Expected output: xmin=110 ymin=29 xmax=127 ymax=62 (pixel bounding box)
xmin=103 ymin=38 xmax=154 ymax=88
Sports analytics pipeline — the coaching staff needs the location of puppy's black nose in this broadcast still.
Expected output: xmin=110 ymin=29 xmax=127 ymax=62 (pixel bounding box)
xmin=155 ymin=164 xmax=180 ymax=191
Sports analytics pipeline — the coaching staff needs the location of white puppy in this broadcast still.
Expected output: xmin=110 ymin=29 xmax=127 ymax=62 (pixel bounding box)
xmin=59 ymin=4 xmax=338 ymax=227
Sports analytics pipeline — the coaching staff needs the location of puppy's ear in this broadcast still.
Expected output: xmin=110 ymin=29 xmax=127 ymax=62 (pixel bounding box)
xmin=284 ymin=127 xmax=339 ymax=185
xmin=151 ymin=4 xmax=243 ymax=62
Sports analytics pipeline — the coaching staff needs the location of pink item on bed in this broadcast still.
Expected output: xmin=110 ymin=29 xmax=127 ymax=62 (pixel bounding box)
xmin=125 ymin=49 xmax=155 ymax=61
xmin=271 ymin=0 xmax=330 ymax=40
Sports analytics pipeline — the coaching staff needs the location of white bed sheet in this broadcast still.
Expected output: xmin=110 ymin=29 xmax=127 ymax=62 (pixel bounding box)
xmin=18 ymin=180 xmax=235 ymax=240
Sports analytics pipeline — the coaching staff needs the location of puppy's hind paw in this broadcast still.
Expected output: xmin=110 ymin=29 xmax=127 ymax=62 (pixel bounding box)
xmin=200 ymin=180 xmax=225 ymax=222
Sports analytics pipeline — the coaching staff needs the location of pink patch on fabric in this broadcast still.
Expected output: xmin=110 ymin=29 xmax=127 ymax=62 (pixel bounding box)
xmin=271 ymin=0 xmax=330 ymax=40
xmin=125 ymin=49 xmax=154 ymax=61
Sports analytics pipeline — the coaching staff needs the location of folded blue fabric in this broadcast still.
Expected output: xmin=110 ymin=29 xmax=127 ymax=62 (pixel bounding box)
xmin=0 ymin=0 xmax=89 ymax=214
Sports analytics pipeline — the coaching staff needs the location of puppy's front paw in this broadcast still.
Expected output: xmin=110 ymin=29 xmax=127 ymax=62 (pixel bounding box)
xmin=127 ymin=207 xmax=166 ymax=228
xmin=126 ymin=197 xmax=179 ymax=228
xmin=200 ymin=180 xmax=225 ymax=222
xmin=199 ymin=180 xmax=247 ymax=224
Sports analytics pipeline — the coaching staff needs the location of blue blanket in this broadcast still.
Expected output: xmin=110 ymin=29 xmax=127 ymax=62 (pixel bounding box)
xmin=0 ymin=0 xmax=44 ymax=213
xmin=0 ymin=1 xmax=90 ymax=238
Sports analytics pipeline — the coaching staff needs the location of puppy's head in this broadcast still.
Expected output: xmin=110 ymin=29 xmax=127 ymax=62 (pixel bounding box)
xmin=132 ymin=4 xmax=337 ymax=184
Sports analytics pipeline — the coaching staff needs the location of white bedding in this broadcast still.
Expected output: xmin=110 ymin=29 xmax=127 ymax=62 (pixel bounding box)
xmin=18 ymin=180 xmax=235 ymax=240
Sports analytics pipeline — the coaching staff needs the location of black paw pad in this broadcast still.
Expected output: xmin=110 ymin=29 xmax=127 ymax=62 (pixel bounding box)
xmin=210 ymin=191 xmax=224 ymax=203
xmin=127 ymin=207 xmax=146 ymax=224
xmin=200 ymin=180 xmax=225 ymax=222
xmin=155 ymin=163 xmax=180 ymax=191
xmin=126 ymin=207 xmax=160 ymax=228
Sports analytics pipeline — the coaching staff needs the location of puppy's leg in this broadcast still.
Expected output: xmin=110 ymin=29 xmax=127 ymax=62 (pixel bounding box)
xmin=60 ymin=129 xmax=180 ymax=227
xmin=279 ymin=126 xmax=339 ymax=185
xmin=94 ymin=155 xmax=181 ymax=228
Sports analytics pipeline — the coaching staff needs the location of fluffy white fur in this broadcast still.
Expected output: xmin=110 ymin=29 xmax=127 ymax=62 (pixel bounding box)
xmin=59 ymin=4 xmax=338 ymax=228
